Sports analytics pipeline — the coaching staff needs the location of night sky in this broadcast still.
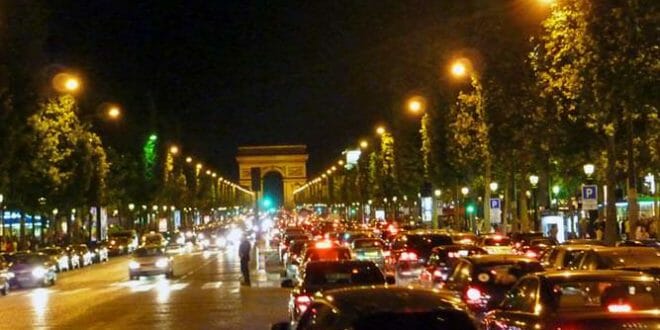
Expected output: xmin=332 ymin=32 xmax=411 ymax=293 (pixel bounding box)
xmin=45 ymin=1 xmax=520 ymax=179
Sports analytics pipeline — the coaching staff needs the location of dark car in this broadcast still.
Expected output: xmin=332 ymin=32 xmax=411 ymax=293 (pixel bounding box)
xmin=540 ymin=244 xmax=599 ymax=271
xmin=563 ymin=238 xmax=607 ymax=246
xmin=482 ymin=270 xmax=660 ymax=330
xmin=38 ymin=246 xmax=70 ymax=272
xmin=443 ymin=255 xmax=544 ymax=314
xmin=388 ymin=230 xmax=454 ymax=283
xmin=518 ymin=237 xmax=557 ymax=259
xmin=283 ymin=260 xmax=390 ymax=321
xmin=9 ymin=252 xmax=57 ymax=288
xmin=108 ymin=237 xmax=131 ymax=256
xmin=419 ymin=245 xmax=487 ymax=287
xmin=574 ymin=246 xmax=660 ymax=278
xmin=273 ymin=286 xmax=477 ymax=330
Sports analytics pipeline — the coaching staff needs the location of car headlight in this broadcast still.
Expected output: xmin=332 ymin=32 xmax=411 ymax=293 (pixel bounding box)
xmin=155 ymin=258 xmax=169 ymax=268
xmin=32 ymin=266 xmax=47 ymax=278
xmin=129 ymin=261 xmax=140 ymax=269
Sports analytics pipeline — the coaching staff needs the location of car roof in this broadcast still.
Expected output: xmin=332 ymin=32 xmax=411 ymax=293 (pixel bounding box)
xmin=431 ymin=245 xmax=485 ymax=252
xmin=554 ymin=244 xmax=604 ymax=250
xmin=402 ymin=229 xmax=450 ymax=236
xmin=306 ymin=260 xmax=378 ymax=268
xmin=315 ymin=286 xmax=465 ymax=312
xmin=463 ymin=255 xmax=538 ymax=264
xmin=534 ymin=270 xmax=657 ymax=282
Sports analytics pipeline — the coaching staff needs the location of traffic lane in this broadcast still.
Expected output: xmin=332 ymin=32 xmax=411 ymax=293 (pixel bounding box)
xmin=48 ymin=248 xmax=287 ymax=330
xmin=0 ymin=249 xmax=216 ymax=329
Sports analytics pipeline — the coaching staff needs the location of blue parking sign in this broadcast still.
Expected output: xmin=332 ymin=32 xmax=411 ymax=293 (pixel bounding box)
xmin=490 ymin=198 xmax=501 ymax=210
xmin=582 ymin=184 xmax=598 ymax=210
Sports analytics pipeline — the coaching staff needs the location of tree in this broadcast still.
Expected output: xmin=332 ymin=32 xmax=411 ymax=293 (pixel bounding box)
xmin=531 ymin=0 xmax=658 ymax=243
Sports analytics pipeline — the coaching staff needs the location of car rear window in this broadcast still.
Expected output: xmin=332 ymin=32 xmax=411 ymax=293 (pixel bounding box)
xmin=353 ymin=239 xmax=385 ymax=249
xmin=482 ymin=238 xmax=512 ymax=246
xmin=306 ymin=248 xmax=351 ymax=262
xmin=404 ymin=235 xmax=453 ymax=249
xmin=305 ymin=263 xmax=384 ymax=286
xmin=552 ymin=279 xmax=660 ymax=311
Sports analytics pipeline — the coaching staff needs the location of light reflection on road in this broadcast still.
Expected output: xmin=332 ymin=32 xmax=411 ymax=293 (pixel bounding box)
xmin=29 ymin=288 xmax=50 ymax=323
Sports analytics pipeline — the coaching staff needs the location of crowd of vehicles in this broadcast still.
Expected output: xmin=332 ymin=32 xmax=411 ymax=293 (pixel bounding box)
xmin=272 ymin=217 xmax=660 ymax=329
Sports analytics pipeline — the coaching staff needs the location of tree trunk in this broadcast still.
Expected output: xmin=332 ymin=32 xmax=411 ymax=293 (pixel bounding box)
xmin=605 ymin=136 xmax=619 ymax=244
xmin=504 ymin=180 xmax=511 ymax=234
xmin=519 ymin=189 xmax=529 ymax=232
xmin=483 ymin=158 xmax=492 ymax=233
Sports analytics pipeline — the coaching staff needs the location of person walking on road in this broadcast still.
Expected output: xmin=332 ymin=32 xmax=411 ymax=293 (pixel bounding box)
xmin=239 ymin=236 xmax=251 ymax=286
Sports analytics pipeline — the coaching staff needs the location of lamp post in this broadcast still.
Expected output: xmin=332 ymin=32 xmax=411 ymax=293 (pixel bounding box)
xmin=583 ymin=163 xmax=597 ymax=236
xmin=529 ymin=175 xmax=540 ymax=231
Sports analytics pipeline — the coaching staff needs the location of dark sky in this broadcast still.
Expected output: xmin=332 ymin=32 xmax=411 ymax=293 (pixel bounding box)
xmin=45 ymin=1 xmax=509 ymax=179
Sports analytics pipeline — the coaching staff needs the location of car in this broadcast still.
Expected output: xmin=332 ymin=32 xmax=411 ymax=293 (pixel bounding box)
xmin=339 ymin=230 xmax=375 ymax=247
xmin=518 ymin=237 xmax=557 ymax=259
xmin=272 ymin=286 xmax=477 ymax=330
xmin=482 ymin=270 xmax=660 ymax=330
xmin=449 ymin=232 xmax=479 ymax=245
xmin=88 ymin=241 xmax=109 ymax=263
xmin=64 ymin=245 xmax=82 ymax=269
xmin=351 ymin=238 xmax=387 ymax=269
xmin=142 ymin=232 xmax=166 ymax=247
xmin=107 ymin=237 xmax=131 ymax=256
xmin=109 ymin=230 xmax=139 ymax=252
xmin=574 ymin=246 xmax=660 ymax=277
xmin=510 ymin=232 xmax=544 ymax=251
xmin=419 ymin=245 xmax=487 ymax=287
xmin=616 ymin=239 xmax=660 ymax=248
xmin=280 ymin=231 xmax=311 ymax=261
xmin=282 ymin=260 xmax=392 ymax=321
xmin=165 ymin=241 xmax=185 ymax=255
xmin=0 ymin=255 xmax=12 ymax=295
xmin=388 ymin=230 xmax=454 ymax=284
xmin=201 ymin=233 xmax=227 ymax=250
xmin=443 ymin=255 xmax=544 ymax=314
xmin=563 ymin=238 xmax=607 ymax=246
xmin=73 ymin=244 xmax=94 ymax=267
xmin=478 ymin=234 xmax=515 ymax=255
xmin=8 ymin=252 xmax=57 ymax=288
xmin=282 ymin=240 xmax=309 ymax=279
xmin=38 ymin=246 xmax=70 ymax=272
xmin=128 ymin=246 xmax=174 ymax=280
xmin=540 ymin=244 xmax=601 ymax=271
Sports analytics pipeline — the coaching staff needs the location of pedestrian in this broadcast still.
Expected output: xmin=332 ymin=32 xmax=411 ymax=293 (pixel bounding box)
xmin=595 ymin=225 xmax=603 ymax=241
xmin=239 ymin=235 xmax=251 ymax=286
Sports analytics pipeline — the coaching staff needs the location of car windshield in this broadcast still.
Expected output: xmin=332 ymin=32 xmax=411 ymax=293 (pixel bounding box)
xmin=14 ymin=254 xmax=47 ymax=264
xmin=306 ymin=248 xmax=351 ymax=262
xmin=133 ymin=248 xmax=164 ymax=257
xmin=353 ymin=239 xmax=385 ymax=249
xmin=482 ymin=237 xmax=512 ymax=246
xmin=405 ymin=235 xmax=453 ymax=249
xmin=600 ymin=250 xmax=660 ymax=268
xmin=473 ymin=261 xmax=544 ymax=286
xmin=552 ymin=279 xmax=660 ymax=311
xmin=305 ymin=263 xmax=384 ymax=286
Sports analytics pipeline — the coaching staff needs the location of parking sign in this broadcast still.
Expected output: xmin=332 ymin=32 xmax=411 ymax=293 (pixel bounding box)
xmin=582 ymin=185 xmax=598 ymax=210
xmin=490 ymin=198 xmax=501 ymax=210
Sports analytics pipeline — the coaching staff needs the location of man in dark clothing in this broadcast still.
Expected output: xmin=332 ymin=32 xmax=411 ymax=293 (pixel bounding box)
xmin=239 ymin=237 xmax=251 ymax=285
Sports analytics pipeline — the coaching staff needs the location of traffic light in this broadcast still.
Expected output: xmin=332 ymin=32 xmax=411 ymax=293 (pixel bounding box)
xmin=466 ymin=204 xmax=475 ymax=214
xmin=262 ymin=197 xmax=272 ymax=208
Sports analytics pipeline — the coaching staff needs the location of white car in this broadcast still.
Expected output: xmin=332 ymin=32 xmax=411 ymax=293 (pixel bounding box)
xmin=128 ymin=246 xmax=174 ymax=280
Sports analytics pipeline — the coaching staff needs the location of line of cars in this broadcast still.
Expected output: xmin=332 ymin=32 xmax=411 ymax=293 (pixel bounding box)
xmin=273 ymin=223 xmax=660 ymax=329
xmin=0 ymin=241 xmax=111 ymax=294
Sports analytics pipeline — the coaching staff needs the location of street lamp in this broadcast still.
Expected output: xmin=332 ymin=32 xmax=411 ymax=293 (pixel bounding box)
xmin=359 ymin=140 xmax=368 ymax=149
xmin=186 ymin=157 xmax=192 ymax=163
xmin=583 ymin=163 xmax=595 ymax=177
xmin=169 ymin=145 xmax=179 ymax=155
xmin=461 ymin=187 xmax=469 ymax=231
xmin=434 ymin=189 xmax=441 ymax=198
xmin=450 ymin=59 xmax=469 ymax=79
xmin=376 ymin=126 xmax=386 ymax=135
xmin=489 ymin=182 xmax=499 ymax=193
xmin=529 ymin=175 xmax=539 ymax=231
xmin=53 ymin=72 xmax=82 ymax=93
xmin=107 ymin=106 xmax=121 ymax=120
xmin=407 ymin=96 xmax=425 ymax=115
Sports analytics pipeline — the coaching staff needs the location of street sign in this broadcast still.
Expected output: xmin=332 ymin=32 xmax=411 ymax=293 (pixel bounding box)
xmin=490 ymin=198 xmax=501 ymax=210
xmin=489 ymin=198 xmax=502 ymax=224
xmin=582 ymin=184 xmax=598 ymax=210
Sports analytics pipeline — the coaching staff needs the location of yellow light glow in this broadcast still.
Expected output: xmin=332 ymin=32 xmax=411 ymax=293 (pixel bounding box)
xmin=338 ymin=160 xmax=344 ymax=166
xmin=376 ymin=126 xmax=386 ymax=135
xmin=196 ymin=163 xmax=203 ymax=169
xmin=186 ymin=157 xmax=192 ymax=163
xmin=108 ymin=106 xmax=121 ymax=119
xmin=360 ymin=140 xmax=368 ymax=149
xmin=64 ymin=77 xmax=80 ymax=91
xmin=451 ymin=61 xmax=467 ymax=78
xmin=169 ymin=146 xmax=179 ymax=155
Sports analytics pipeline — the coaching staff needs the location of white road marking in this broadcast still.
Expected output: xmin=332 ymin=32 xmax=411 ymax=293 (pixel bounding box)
xmin=201 ymin=281 xmax=224 ymax=289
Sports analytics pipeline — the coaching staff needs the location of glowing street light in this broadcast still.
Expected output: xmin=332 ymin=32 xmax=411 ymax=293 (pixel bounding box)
xmin=186 ymin=157 xmax=192 ymax=163
xmin=376 ymin=126 xmax=386 ymax=135
xmin=107 ymin=106 xmax=121 ymax=119
xmin=359 ymin=140 xmax=369 ymax=149
xmin=434 ymin=189 xmax=441 ymax=197
xmin=583 ymin=163 xmax=595 ymax=177
xmin=169 ymin=145 xmax=179 ymax=155
xmin=489 ymin=182 xmax=499 ymax=193
xmin=461 ymin=187 xmax=469 ymax=196
xmin=529 ymin=175 xmax=539 ymax=187
xmin=451 ymin=60 xmax=468 ymax=78
xmin=407 ymin=96 xmax=425 ymax=115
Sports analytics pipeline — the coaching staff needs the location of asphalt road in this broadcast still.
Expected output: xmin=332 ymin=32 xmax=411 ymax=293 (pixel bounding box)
xmin=0 ymin=247 xmax=289 ymax=330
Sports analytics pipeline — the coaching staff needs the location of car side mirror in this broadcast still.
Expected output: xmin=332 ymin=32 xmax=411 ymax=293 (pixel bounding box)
xmin=386 ymin=275 xmax=396 ymax=285
xmin=281 ymin=279 xmax=295 ymax=288
xmin=271 ymin=322 xmax=291 ymax=330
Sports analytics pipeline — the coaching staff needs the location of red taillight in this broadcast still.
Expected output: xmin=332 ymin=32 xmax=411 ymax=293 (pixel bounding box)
xmin=399 ymin=252 xmax=418 ymax=261
xmin=382 ymin=250 xmax=391 ymax=257
xmin=295 ymin=295 xmax=312 ymax=313
xmin=433 ymin=270 xmax=443 ymax=278
xmin=525 ymin=250 xmax=538 ymax=258
xmin=466 ymin=287 xmax=482 ymax=302
xmin=607 ymin=303 xmax=632 ymax=313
